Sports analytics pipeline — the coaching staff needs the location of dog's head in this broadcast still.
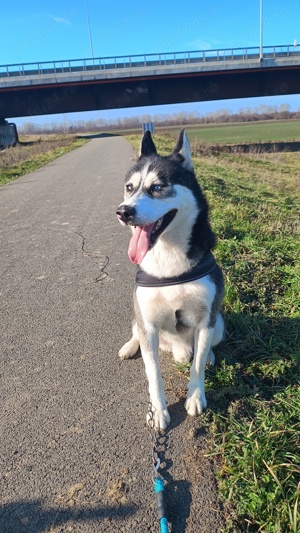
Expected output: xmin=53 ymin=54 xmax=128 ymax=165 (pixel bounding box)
xmin=116 ymin=129 xmax=211 ymax=265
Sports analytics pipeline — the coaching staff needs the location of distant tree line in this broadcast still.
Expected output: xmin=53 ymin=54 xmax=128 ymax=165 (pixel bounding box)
xmin=19 ymin=104 xmax=300 ymax=135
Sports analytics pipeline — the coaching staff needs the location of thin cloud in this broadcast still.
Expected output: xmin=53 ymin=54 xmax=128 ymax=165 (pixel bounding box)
xmin=53 ymin=16 xmax=71 ymax=25
xmin=187 ymin=39 xmax=221 ymax=51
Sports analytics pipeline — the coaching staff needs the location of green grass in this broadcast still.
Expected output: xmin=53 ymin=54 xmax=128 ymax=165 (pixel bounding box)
xmin=160 ymin=120 xmax=300 ymax=144
xmin=127 ymin=133 xmax=300 ymax=532
xmin=0 ymin=135 xmax=88 ymax=185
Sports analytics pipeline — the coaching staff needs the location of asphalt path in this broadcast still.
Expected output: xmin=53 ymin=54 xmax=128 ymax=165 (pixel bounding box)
xmin=0 ymin=136 xmax=225 ymax=533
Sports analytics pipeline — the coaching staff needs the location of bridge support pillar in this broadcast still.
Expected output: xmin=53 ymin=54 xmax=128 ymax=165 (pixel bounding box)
xmin=0 ymin=119 xmax=19 ymax=148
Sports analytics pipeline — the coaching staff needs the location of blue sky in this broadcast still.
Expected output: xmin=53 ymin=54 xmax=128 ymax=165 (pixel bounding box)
xmin=2 ymin=0 xmax=300 ymax=125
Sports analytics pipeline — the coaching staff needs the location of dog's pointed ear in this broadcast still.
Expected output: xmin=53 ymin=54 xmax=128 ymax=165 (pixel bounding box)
xmin=139 ymin=130 xmax=157 ymax=158
xmin=173 ymin=129 xmax=194 ymax=171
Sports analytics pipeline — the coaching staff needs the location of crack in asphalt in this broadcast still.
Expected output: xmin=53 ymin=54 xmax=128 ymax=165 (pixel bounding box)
xmin=27 ymin=225 xmax=110 ymax=283
xmin=74 ymin=231 xmax=109 ymax=283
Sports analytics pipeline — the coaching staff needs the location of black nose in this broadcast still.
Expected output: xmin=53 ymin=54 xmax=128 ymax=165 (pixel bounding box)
xmin=116 ymin=205 xmax=136 ymax=223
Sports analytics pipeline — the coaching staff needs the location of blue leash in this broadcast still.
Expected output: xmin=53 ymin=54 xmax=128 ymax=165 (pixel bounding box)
xmin=154 ymin=474 xmax=169 ymax=533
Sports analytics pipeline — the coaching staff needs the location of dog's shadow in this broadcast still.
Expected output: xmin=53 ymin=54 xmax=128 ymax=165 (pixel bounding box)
xmin=153 ymin=313 xmax=300 ymax=532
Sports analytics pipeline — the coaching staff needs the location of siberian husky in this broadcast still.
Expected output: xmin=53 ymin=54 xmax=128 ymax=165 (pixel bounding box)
xmin=116 ymin=130 xmax=224 ymax=429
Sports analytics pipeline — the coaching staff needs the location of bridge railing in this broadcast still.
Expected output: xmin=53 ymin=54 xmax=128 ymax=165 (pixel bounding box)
xmin=0 ymin=44 xmax=299 ymax=78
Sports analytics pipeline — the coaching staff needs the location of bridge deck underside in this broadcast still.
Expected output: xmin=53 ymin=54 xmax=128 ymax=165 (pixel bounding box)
xmin=1 ymin=66 xmax=300 ymax=118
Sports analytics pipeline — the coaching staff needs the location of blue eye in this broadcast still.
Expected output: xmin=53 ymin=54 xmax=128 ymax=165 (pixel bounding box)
xmin=152 ymin=184 xmax=163 ymax=192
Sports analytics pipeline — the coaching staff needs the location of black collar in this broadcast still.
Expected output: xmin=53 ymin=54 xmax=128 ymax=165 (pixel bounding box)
xmin=136 ymin=252 xmax=217 ymax=287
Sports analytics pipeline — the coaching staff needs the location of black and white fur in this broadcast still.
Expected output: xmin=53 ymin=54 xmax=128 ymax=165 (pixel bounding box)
xmin=116 ymin=130 xmax=224 ymax=429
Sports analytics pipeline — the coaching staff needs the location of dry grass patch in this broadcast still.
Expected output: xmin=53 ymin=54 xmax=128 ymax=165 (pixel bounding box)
xmin=0 ymin=134 xmax=88 ymax=185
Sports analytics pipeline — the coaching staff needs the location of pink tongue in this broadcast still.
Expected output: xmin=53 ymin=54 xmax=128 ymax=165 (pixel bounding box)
xmin=128 ymin=224 xmax=155 ymax=264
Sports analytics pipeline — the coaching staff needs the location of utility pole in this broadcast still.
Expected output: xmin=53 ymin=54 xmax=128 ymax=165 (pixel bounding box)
xmin=85 ymin=0 xmax=94 ymax=60
xmin=260 ymin=0 xmax=263 ymax=61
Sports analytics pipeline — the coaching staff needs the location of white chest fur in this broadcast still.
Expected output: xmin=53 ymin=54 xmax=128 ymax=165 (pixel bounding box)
xmin=136 ymin=276 xmax=216 ymax=331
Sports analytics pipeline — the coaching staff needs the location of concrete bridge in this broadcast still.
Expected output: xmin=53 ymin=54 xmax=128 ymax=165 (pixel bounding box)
xmin=1 ymin=44 xmax=300 ymax=120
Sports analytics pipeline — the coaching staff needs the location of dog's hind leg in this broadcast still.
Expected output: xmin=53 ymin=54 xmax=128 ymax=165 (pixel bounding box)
xmin=212 ymin=312 xmax=224 ymax=347
xmin=207 ymin=313 xmax=225 ymax=366
xmin=185 ymin=325 xmax=214 ymax=416
xmin=207 ymin=349 xmax=215 ymax=366
xmin=119 ymin=322 xmax=140 ymax=359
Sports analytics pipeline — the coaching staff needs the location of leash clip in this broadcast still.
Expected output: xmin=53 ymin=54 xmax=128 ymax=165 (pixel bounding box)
xmin=154 ymin=457 xmax=161 ymax=472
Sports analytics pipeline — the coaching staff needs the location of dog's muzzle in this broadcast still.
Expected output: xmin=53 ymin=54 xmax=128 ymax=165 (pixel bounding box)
xmin=116 ymin=204 xmax=136 ymax=224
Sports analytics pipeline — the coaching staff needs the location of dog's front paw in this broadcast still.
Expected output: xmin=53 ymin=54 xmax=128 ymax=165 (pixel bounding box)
xmin=147 ymin=408 xmax=170 ymax=431
xmin=185 ymin=386 xmax=207 ymax=416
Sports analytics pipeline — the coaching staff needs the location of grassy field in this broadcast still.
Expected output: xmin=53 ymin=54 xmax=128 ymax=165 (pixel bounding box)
xmin=159 ymin=120 xmax=300 ymax=144
xmin=127 ymin=133 xmax=300 ymax=533
xmin=1 ymin=120 xmax=300 ymax=187
xmin=0 ymin=135 xmax=88 ymax=186
xmin=94 ymin=119 xmax=300 ymax=145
